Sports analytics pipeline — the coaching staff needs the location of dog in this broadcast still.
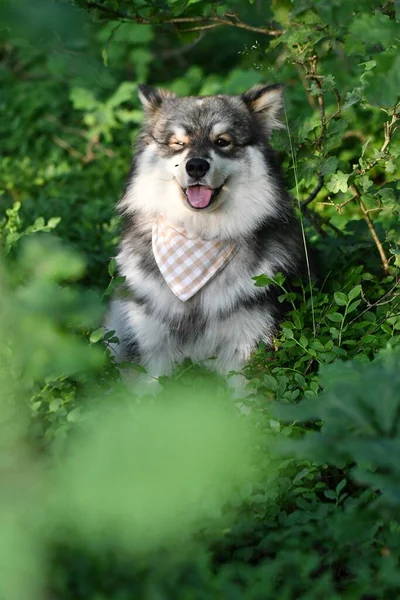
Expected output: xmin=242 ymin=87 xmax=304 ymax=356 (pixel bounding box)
xmin=107 ymin=83 xmax=307 ymax=388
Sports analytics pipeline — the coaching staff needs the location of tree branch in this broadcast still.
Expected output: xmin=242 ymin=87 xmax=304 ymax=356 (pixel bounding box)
xmin=84 ymin=2 xmax=283 ymax=36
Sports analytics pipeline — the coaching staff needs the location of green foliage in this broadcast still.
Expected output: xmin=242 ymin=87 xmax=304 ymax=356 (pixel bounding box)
xmin=273 ymin=346 xmax=400 ymax=506
xmin=0 ymin=0 xmax=400 ymax=598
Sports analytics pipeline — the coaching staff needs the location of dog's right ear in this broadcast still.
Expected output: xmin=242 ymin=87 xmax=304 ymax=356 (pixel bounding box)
xmin=241 ymin=84 xmax=284 ymax=133
xmin=138 ymin=85 xmax=177 ymax=115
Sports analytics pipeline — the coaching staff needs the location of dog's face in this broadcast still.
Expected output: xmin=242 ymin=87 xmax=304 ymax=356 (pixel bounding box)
xmin=122 ymin=84 xmax=286 ymax=237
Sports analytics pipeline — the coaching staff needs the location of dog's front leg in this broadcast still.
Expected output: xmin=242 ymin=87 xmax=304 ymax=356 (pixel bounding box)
xmin=107 ymin=298 xmax=179 ymax=393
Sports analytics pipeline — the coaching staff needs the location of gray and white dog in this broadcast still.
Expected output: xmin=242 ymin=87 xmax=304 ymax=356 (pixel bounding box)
xmin=107 ymin=84 xmax=306 ymax=383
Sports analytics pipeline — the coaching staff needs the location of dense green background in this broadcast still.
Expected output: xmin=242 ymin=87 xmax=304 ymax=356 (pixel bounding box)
xmin=0 ymin=0 xmax=399 ymax=598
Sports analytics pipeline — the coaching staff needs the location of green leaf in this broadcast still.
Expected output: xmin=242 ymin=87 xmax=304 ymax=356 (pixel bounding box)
xmin=282 ymin=328 xmax=294 ymax=339
xmin=103 ymin=276 xmax=125 ymax=296
xmin=386 ymin=158 xmax=396 ymax=174
xmin=252 ymin=274 xmax=274 ymax=287
xmin=107 ymin=82 xmax=137 ymax=109
xmin=319 ymin=157 xmax=338 ymax=177
xmin=294 ymin=374 xmax=306 ymax=387
xmin=324 ymin=490 xmax=337 ymax=500
xmin=377 ymin=187 xmax=397 ymax=203
xmin=299 ymin=335 xmax=308 ymax=348
xmin=108 ymin=257 xmax=117 ymax=277
xmin=342 ymin=88 xmax=362 ymax=110
xmin=70 ymin=87 xmax=98 ymax=111
xmin=223 ymin=69 xmax=263 ymax=95
xmin=361 ymin=48 xmax=400 ymax=107
xmin=298 ymin=115 xmax=320 ymax=141
xmin=327 ymin=313 xmax=343 ymax=323
xmin=326 ymin=171 xmax=350 ymax=194
xmin=359 ymin=175 xmax=373 ymax=193
xmin=325 ymin=120 xmax=348 ymax=151
xmin=47 ymin=217 xmax=61 ymax=229
xmin=103 ymin=329 xmax=116 ymax=341
xmin=348 ymin=285 xmax=362 ymax=301
xmin=67 ymin=407 xmax=81 ymax=423
xmin=348 ymin=300 xmax=361 ymax=313
xmin=334 ymin=292 xmax=348 ymax=306
xmin=274 ymin=272 xmax=286 ymax=287
xmin=293 ymin=312 xmax=303 ymax=329
xmin=343 ymin=35 xmax=366 ymax=57
xmin=263 ymin=375 xmax=279 ymax=392
xmin=90 ymin=327 xmax=105 ymax=344
xmin=49 ymin=398 xmax=61 ymax=412
xmin=349 ymin=12 xmax=399 ymax=50
xmin=336 ymin=479 xmax=347 ymax=494
xmin=269 ymin=419 xmax=281 ymax=433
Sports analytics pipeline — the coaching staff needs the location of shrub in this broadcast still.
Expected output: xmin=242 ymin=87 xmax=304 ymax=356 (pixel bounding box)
xmin=0 ymin=0 xmax=399 ymax=597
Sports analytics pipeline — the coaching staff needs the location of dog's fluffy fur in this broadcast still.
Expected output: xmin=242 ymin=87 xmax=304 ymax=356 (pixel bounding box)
xmin=107 ymin=84 xmax=306 ymax=379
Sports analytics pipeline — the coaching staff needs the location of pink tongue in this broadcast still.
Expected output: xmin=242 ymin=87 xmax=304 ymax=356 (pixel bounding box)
xmin=186 ymin=186 xmax=213 ymax=208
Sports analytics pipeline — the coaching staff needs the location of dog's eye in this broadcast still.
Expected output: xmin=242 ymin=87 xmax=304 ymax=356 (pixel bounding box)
xmin=169 ymin=140 xmax=186 ymax=150
xmin=215 ymin=137 xmax=231 ymax=148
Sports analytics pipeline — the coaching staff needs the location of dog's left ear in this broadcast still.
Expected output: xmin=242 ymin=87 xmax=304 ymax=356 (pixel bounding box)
xmin=241 ymin=84 xmax=284 ymax=133
xmin=138 ymin=84 xmax=177 ymax=115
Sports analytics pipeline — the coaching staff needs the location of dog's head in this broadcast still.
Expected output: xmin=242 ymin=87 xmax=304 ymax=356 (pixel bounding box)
xmin=122 ymin=84 xmax=286 ymax=237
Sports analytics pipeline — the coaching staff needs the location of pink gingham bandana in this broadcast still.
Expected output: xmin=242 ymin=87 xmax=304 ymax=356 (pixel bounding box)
xmin=152 ymin=219 xmax=238 ymax=301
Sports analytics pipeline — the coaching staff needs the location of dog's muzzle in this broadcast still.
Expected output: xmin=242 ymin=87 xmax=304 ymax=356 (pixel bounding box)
xmin=185 ymin=158 xmax=210 ymax=179
xmin=182 ymin=157 xmax=224 ymax=210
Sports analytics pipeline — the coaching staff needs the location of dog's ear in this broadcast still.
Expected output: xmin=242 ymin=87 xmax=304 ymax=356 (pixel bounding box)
xmin=241 ymin=84 xmax=284 ymax=133
xmin=138 ymin=85 xmax=177 ymax=115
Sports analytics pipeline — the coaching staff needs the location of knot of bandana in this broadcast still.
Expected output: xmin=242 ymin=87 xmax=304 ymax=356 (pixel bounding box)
xmin=152 ymin=219 xmax=238 ymax=302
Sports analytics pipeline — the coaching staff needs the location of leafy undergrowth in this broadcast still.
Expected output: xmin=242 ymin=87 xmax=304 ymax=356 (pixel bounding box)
xmin=1 ymin=0 xmax=400 ymax=597
xmin=0 ymin=225 xmax=399 ymax=600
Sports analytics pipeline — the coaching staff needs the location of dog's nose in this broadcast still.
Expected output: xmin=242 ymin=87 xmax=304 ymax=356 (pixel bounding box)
xmin=185 ymin=158 xmax=210 ymax=179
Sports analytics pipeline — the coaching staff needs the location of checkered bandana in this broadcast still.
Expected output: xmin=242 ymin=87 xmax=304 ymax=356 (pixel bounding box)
xmin=152 ymin=218 xmax=238 ymax=302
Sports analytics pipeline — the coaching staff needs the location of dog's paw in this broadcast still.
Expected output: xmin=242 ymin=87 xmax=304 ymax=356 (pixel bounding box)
xmin=120 ymin=368 xmax=164 ymax=397
xmin=134 ymin=375 xmax=164 ymax=397
xmin=227 ymin=373 xmax=253 ymax=400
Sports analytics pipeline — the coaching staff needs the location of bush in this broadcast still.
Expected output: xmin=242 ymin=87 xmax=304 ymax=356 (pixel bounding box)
xmin=0 ymin=0 xmax=399 ymax=598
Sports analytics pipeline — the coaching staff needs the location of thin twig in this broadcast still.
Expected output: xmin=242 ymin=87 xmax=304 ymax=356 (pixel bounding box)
xmin=301 ymin=174 xmax=324 ymax=208
xmin=342 ymin=130 xmax=369 ymax=143
xmin=334 ymin=195 xmax=358 ymax=214
xmin=326 ymin=87 xmax=341 ymax=125
xmin=158 ymin=32 xmax=205 ymax=59
xmin=179 ymin=24 xmax=221 ymax=32
xmin=300 ymin=203 xmax=344 ymax=237
xmin=53 ymin=135 xmax=83 ymax=161
xmin=355 ymin=102 xmax=400 ymax=175
xmin=355 ymin=303 xmax=400 ymax=346
xmin=295 ymin=64 xmax=316 ymax=109
xmin=350 ymin=184 xmax=390 ymax=273
xmin=341 ymin=281 xmax=397 ymax=328
xmin=53 ymin=133 xmax=115 ymax=163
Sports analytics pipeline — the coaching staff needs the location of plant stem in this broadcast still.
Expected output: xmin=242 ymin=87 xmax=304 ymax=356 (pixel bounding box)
xmin=350 ymin=184 xmax=390 ymax=273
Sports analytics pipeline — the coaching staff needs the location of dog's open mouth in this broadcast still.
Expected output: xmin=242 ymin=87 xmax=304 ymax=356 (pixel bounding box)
xmin=184 ymin=185 xmax=223 ymax=210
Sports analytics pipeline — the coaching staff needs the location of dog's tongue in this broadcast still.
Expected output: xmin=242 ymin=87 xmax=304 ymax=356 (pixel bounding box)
xmin=186 ymin=186 xmax=213 ymax=208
